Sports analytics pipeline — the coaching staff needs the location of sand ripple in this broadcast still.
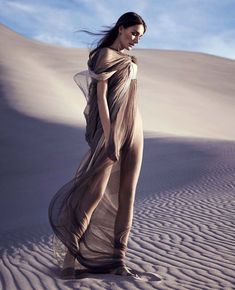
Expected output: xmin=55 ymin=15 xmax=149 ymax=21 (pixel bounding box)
xmin=1 ymin=138 xmax=235 ymax=290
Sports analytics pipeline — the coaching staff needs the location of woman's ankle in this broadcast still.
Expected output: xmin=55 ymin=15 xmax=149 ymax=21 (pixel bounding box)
xmin=62 ymin=251 xmax=75 ymax=269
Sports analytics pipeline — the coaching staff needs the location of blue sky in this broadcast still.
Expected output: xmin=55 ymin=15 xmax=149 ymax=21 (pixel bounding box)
xmin=0 ymin=0 xmax=235 ymax=60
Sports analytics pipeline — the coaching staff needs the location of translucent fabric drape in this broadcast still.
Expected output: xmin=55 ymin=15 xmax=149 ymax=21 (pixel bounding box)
xmin=48 ymin=47 xmax=140 ymax=273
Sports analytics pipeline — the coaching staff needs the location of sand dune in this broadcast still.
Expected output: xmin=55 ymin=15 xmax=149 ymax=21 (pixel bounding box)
xmin=0 ymin=24 xmax=235 ymax=289
xmin=1 ymin=24 xmax=234 ymax=140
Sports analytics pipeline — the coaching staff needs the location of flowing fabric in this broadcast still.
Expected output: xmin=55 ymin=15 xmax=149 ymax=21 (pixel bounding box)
xmin=48 ymin=47 xmax=144 ymax=273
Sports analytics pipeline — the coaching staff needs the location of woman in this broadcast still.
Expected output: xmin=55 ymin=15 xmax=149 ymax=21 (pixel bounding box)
xmin=48 ymin=11 xmax=147 ymax=279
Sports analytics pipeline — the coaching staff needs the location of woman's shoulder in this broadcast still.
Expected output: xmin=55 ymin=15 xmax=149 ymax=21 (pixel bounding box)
xmin=88 ymin=48 xmax=111 ymax=68
xmin=98 ymin=47 xmax=116 ymax=60
xmin=89 ymin=47 xmax=117 ymax=66
xmin=92 ymin=47 xmax=136 ymax=62
xmin=101 ymin=47 xmax=133 ymax=59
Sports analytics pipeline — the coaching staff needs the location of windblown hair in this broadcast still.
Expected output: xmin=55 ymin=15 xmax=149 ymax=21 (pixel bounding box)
xmin=75 ymin=12 xmax=147 ymax=58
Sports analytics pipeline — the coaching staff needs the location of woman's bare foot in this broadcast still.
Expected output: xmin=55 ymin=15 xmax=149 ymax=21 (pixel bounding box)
xmin=61 ymin=250 xmax=76 ymax=279
xmin=110 ymin=265 xmax=141 ymax=279
xmin=60 ymin=267 xmax=75 ymax=279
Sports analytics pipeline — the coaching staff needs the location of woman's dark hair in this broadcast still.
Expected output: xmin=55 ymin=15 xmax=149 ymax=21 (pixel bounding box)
xmin=75 ymin=12 xmax=147 ymax=58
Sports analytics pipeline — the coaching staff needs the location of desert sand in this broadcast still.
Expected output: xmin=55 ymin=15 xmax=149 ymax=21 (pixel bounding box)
xmin=0 ymin=23 xmax=235 ymax=289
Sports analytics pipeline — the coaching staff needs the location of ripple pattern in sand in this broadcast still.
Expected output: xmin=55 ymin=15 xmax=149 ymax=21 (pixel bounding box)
xmin=1 ymin=139 xmax=235 ymax=290
xmin=127 ymin=139 xmax=235 ymax=290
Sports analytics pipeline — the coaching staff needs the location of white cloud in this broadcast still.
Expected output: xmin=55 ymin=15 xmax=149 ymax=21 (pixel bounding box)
xmin=6 ymin=1 xmax=36 ymax=12
xmin=197 ymin=33 xmax=235 ymax=60
xmin=73 ymin=0 xmax=115 ymax=25
xmin=0 ymin=0 xmax=79 ymax=44
xmin=34 ymin=33 xmax=75 ymax=47
xmin=141 ymin=0 xmax=235 ymax=59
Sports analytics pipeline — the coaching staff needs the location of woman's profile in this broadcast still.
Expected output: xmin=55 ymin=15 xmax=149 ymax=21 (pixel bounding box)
xmin=48 ymin=11 xmax=147 ymax=280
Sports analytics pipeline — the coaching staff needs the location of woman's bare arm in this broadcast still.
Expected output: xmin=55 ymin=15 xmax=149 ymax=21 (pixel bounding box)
xmin=97 ymin=79 xmax=111 ymax=147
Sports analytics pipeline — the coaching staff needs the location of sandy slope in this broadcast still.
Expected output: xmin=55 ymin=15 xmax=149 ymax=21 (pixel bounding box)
xmin=0 ymin=24 xmax=235 ymax=289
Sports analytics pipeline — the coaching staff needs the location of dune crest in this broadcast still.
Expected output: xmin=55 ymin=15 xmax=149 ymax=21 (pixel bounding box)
xmin=1 ymin=24 xmax=235 ymax=139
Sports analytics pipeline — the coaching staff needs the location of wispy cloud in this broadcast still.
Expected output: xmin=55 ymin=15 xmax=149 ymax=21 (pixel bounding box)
xmin=141 ymin=0 xmax=235 ymax=59
xmin=196 ymin=32 xmax=235 ymax=59
xmin=0 ymin=0 xmax=235 ymax=59
xmin=0 ymin=0 xmax=79 ymax=45
xmin=34 ymin=33 xmax=75 ymax=47
xmin=6 ymin=1 xmax=36 ymax=12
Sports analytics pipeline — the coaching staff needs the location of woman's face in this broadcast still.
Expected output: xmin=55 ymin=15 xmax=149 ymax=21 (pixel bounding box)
xmin=119 ymin=24 xmax=145 ymax=50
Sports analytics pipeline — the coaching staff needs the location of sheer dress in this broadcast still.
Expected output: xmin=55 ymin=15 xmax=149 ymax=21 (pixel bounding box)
xmin=48 ymin=47 xmax=144 ymax=273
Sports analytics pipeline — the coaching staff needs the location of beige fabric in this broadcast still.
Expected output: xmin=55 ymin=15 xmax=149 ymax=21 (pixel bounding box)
xmin=48 ymin=47 xmax=144 ymax=273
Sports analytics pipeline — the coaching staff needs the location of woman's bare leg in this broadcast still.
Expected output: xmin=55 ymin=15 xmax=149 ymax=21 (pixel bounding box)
xmin=114 ymin=125 xmax=144 ymax=263
xmin=111 ymin=133 xmax=143 ymax=277
xmin=62 ymin=250 xmax=75 ymax=269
